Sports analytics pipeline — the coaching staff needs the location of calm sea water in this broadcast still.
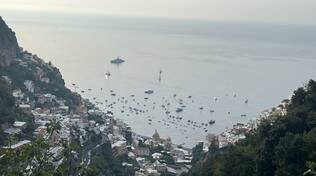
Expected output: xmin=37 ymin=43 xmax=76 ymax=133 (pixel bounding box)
xmin=3 ymin=12 xmax=316 ymax=147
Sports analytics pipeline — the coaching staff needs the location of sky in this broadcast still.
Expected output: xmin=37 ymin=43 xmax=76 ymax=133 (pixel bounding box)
xmin=0 ymin=0 xmax=316 ymax=25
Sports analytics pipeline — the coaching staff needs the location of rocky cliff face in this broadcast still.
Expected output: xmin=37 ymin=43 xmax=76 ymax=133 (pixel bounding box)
xmin=0 ymin=17 xmax=82 ymax=112
xmin=0 ymin=16 xmax=20 ymax=66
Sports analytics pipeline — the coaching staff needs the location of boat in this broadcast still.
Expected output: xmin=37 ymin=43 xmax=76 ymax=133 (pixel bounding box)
xmin=144 ymin=90 xmax=154 ymax=94
xmin=176 ymin=108 xmax=183 ymax=113
xmin=110 ymin=57 xmax=125 ymax=64
xmin=209 ymin=120 xmax=215 ymax=125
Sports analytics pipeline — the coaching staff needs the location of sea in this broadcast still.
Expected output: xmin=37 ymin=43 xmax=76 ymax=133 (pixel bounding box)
xmin=2 ymin=11 xmax=316 ymax=147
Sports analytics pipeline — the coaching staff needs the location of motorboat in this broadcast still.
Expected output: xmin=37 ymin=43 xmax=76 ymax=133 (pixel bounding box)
xmin=176 ymin=108 xmax=183 ymax=113
xmin=209 ymin=120 xmax=215 ymax=124
xmin=144 ymin=90 xmax=154 ymax=94
xmin=110 ymin=57 xmax=125 ymax=64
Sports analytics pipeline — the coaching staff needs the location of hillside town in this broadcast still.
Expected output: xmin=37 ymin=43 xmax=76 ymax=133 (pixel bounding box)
xmin=1 ymin=50 xmax=293 ymax=175
xmin=2 ymin=50 xmax=292 ymax=175
xmin=0 ymin=49 xmax=193 ymax=175
xmin=201 ymin=98 xmax=291 ymax=152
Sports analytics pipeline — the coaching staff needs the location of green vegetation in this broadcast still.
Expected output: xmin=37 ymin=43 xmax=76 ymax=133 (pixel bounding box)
xmin=0 ymin=77 xmax=34 ymax=145
xmin=0 ymin=121 xmax=61 ymax=175
xmin=124 ymin=130 xmax=133 ymax=145
xmin=84 ymin=141 xmax=130 ymax=176
xmin=189 ymin=80 xmax=316 ymax=176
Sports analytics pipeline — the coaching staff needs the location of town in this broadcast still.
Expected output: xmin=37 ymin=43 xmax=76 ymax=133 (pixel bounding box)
xmin=0 ymin=50 xmax=194 ymax=175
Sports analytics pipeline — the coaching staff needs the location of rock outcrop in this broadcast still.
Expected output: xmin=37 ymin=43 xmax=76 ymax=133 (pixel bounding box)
xmin=0 ymin=16 xmax=20 ymax=66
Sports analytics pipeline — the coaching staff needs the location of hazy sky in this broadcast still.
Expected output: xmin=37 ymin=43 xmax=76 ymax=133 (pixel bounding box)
xmin=1 ymin=0 xmax=316 ymax=25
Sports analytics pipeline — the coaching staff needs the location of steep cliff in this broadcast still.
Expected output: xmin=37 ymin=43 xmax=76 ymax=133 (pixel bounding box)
xmin=0 ymin=17 xmax=81 ymax=112
xmin=0 ymin=16 xmax=20 ymax=66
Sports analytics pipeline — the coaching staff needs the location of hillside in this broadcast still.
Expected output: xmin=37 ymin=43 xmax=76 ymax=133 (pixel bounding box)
xmin=0 ymin=16 xmax=81 ymax=112
xmin=0 ymin=16 xmax=126 ymax=175
xmin=188 ymin=80 xmax=316 ymax=176
xmin=0 ymin=16 xmax=20 ymax=67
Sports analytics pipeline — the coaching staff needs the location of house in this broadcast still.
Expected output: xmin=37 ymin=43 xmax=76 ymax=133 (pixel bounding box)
xmin=13 ymin=121 xmax=27 ymax=129
xmin=136 ymin=147 xmax=150 ymax=156
xmin=172 ymin=148 xmax=190 ymax=160
xmin=58 ymin=105 xmax=69 ymax=114
xmin=24 ymin=80 xmax=34 ymax=93
xmin=218 ymin=135 xmax=229 ymax=148
xmin=38 ymin=94 xmax=56 ymax=104
xmin=4 ymin=128 xmax=21 ymax=135
xmin=154 ymin=160 xmax=167 ymax=172
xmin=136 ymin=157 xmax=146 ymax=167
xmin=128 ymin=152 xmax=136 ymax=159
xmin=19 ymin=104 xmax=31 ymax=112
xmin=34 ymin=126 xmax=48 ymax=138
xmin=152 ymin=153 xmax=162 ymax=160
xmin=164 ymin=137 xmax=173 ymax=150
xmin=12 ymin=89 xmax=24 ymax=100
xmin=145 ymin=167 xmax=160 ymax=176
xmin=112 ymin=140 xmax=127 ymax=156
xmin=2 ymin=140 xmax=31 ymax=150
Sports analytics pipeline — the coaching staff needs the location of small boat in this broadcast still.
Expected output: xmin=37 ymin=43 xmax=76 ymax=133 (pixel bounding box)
xmin=110 ymin=57 xmax=125 ymax=64
xmin=209 ymin=120 xmax=215 ymax=124
xmin=241 ymin=114 xmax=247 ymax=117
xmin=245 ymin=99 xmax=249 ymax=104
xmin=176 ymin=108 xmax=183 ymax=113
xmin=144 ymin=90 xmax=154 ymax=94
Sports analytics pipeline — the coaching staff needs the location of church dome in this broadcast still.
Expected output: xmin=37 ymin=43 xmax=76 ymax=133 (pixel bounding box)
xmin=152 ymin=129 xmax=160 ymax=140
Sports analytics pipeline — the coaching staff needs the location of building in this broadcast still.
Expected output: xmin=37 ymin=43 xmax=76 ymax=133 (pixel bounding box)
xmin=136 ymin=147 xmax=150 ymax=156
xmin=2 ymin=140 xmax=31 ymax=150
xmin=19 ymin=104 xmax=31 ymax=112
xmin=24 ymin=80 xmax=34 ymax=93
xmin=152 ymin=130 xmax=161 ymax=144
xmin=112 ymin=140 xmax=127 ymax=156
xmin=13 ymin=121 xmax=27 ymax=129
xmin=4 ymin=128 xmax=21 ymax=135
